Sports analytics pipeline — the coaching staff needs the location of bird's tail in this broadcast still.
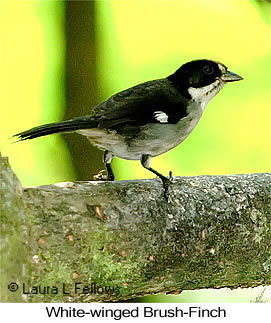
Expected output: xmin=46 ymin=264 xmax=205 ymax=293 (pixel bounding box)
xmin=13 ymin=116 xmax=97 ymax=141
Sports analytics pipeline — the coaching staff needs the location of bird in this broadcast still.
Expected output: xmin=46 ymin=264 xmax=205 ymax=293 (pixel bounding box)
xmin=14 ymin=59 xmax=243 ymax=192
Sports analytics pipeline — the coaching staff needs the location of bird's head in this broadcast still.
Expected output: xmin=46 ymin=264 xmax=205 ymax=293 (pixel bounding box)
xmin=168 ymin=59 xmax=243 ymax=109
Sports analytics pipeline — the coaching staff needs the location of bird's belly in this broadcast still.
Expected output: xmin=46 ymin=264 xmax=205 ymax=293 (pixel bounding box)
xmin=122 ymin=112 xmax=202 ymax=159
xmin=78 ymin=111 xmax=201 ymax=160
xmin=125 ymin=124 xmax=192 ymax=159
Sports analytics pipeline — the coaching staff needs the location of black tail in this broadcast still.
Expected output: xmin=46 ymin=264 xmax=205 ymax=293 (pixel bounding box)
xmin=13 ymin=116 xmax=97 ymax=141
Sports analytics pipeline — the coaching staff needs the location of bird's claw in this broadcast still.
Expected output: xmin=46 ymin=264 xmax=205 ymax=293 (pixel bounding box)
xmin=93 ymin=170 xmax=114 ymax=181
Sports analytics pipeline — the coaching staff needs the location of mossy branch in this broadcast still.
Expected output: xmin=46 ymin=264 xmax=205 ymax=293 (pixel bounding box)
xmin=1 ymin=154 xmax=271 ymax=302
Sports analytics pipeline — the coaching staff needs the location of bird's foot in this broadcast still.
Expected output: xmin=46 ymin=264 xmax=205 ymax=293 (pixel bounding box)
xmin=93 ymin=170 xmax=114 ymax=181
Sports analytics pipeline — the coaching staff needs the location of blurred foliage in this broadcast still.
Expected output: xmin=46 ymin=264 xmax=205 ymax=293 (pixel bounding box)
xmin=253 ymin=0 xmax=271 ymax=24
xmin=0 ymin=0 xmax=75 ymax=186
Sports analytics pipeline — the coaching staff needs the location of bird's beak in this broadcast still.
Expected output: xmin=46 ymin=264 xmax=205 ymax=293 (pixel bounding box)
xmin=220 ymin=70 xmax=243 ymax=82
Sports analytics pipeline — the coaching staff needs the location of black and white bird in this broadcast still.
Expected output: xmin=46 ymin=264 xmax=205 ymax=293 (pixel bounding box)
xmin=14 ymin=59 xmax=243 ymax=189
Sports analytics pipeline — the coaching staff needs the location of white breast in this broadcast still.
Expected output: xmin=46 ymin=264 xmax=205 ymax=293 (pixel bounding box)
xmin=188 ymin=79 xmax=224 ymax=112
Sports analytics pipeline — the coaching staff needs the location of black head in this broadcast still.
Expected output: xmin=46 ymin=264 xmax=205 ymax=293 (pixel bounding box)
xmin=168 ymin=59 xmax=225 ymax=89
xmin=168 ymin=59 xmax=243 ymax=99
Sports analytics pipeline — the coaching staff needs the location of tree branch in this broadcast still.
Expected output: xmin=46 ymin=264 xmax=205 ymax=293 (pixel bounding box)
xmin=1 ymin=153 xmax=270 ymax=302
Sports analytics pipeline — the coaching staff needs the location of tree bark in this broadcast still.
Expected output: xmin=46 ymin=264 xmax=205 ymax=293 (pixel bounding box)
xmin=1 ymin=154 xmax=270 ymax=302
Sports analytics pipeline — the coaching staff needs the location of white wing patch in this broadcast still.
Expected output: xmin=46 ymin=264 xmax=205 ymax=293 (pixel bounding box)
xmin=153 ymin=111 xmax=168 ymax=123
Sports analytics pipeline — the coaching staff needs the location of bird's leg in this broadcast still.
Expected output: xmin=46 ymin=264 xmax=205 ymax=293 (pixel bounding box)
xmin=93 ymin=150 xmax=114 ymax=181
xmin=105 ymin=162 xmax=114 ymax=181
xmin=141 ymin=154 xmax=172 ymax=198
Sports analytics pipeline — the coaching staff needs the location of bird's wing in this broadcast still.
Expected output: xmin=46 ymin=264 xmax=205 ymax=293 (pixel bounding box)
xmin=93 ymin=79 xmax=188 ymax=129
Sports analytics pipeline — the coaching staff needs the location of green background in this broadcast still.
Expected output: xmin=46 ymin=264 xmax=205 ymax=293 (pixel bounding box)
xmin=0 ymin=0 xmax=270 ymax=302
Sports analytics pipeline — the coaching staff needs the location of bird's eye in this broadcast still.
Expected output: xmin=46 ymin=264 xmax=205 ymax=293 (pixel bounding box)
xmin=203 ymin=65 xmax=214 ymax=75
